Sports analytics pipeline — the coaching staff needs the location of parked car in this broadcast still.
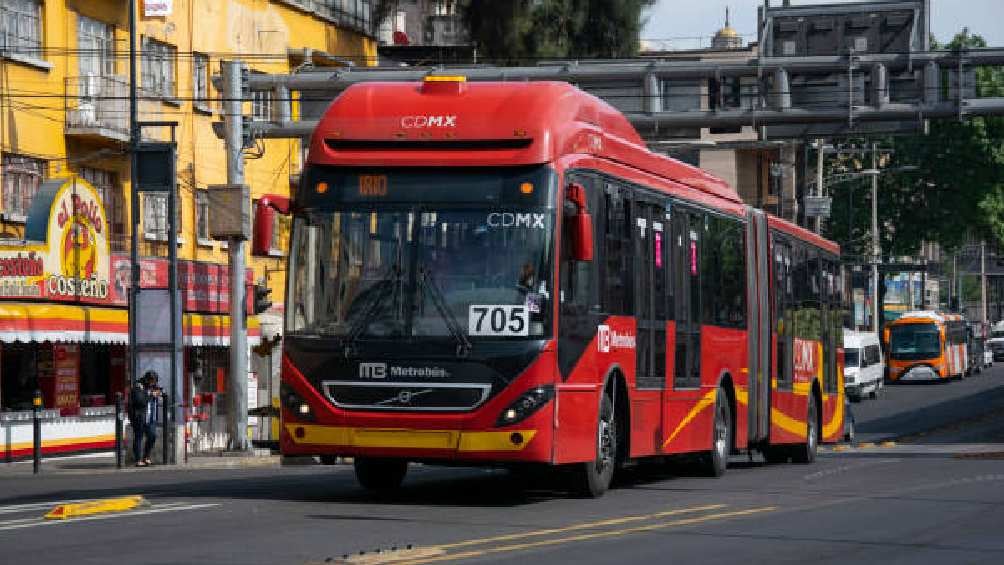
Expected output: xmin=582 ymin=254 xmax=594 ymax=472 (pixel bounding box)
xmin=844 ymin=330 xmax=885 ymax=401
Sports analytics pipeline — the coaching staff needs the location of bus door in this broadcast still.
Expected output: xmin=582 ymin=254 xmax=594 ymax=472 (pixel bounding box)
xmin=747 ymin=209 xmax=771 ymax=445
xmin=634 ymin=200 xmax=668 ymax=391
xmin=673 ymin=209 xmax=701 ymax=390
xmin=770 ymin=238 xmax=794 ymax=443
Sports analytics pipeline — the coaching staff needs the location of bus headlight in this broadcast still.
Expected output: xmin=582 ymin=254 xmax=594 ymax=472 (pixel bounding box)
xmin=496 ymin=385 xmax=554 ymax=427
xmin=281 ymin=383 xmax=316 ymax=422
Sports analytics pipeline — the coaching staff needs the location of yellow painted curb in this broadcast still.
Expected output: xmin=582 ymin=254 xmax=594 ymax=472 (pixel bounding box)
xmin=831 ymin=445 xmax=850 ymax=452
xmin=857 ymin=442 xmax=876 ymax=449
xmin=45 ymin=496 xmax=146 ymax=520
xmin=880 ymin=441 xmax=897 ymax=448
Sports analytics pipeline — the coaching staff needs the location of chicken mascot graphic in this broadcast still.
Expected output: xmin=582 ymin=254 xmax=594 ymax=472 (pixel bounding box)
xmin=61 ymin=219 xmax=97 ymax=279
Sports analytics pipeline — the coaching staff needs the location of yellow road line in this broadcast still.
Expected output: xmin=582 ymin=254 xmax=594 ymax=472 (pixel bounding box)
xmin=402 ymin=506 xmax=776 ymax=564
xmin=44 ymin=496 xmax=146 ymax=520
xmin=434 ymin=504 xmax=724 ymax=550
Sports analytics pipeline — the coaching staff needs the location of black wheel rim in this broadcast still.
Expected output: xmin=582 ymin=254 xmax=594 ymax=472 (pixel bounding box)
xmin=597 ymin=404 xmax=614 ymax=474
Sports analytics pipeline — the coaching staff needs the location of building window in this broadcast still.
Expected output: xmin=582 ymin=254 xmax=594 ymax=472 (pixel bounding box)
xmin=1 ymin=154 xmax=46 ymax=220
xmin=143 ymin=192 xmax=181 ymax=241
xmin=78 ymin=167 xmax=125 ymax=250
xmin=193 ymin=53 xmax=210 ymax=111
xmin=141 ymin=37 xmax=177 ymax=98
xmin=78 ymin=15 xmax=115 ymax=77
xmin=196 ymin=190 xmax=211 ymax=243
xmin=316 ymin=0 xmax=372 ymax=31
xmin=433 ymin=1 xmax=457 ymax=16
xmin=1 ymin=0 xmax=42 ymax=59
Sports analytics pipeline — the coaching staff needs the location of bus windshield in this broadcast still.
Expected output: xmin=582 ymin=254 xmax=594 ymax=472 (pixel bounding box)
xmin=889 ymin=323 xmax=942 ymax=361
xmin=287 ymin=207 xmax=553 ymax=341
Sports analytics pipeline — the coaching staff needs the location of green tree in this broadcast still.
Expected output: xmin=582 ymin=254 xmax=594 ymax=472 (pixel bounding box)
xmin=824 ymin=29 xmax=1004 ymax=258
xmin=460 ymin=0 xmax=655 ymax=64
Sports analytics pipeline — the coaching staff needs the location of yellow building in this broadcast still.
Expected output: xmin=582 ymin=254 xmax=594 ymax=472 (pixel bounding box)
xmin=0 ymin=0 xmax=376 ymax=455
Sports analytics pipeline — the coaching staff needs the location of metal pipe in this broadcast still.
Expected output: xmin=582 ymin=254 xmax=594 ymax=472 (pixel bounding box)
xmin=32 ymin=390 xmax=42 ymax=474
xmin=238 ymin=49 xmax=1004 ymax=91
xmin=115 ymin=392 xmax=123 ymax=469
xmin=249 ymin=100 xmax=1004 ymax=139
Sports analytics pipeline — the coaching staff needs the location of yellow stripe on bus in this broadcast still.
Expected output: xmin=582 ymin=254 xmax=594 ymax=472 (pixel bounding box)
xmin=284 ymin=424 xmax=536 ymax=452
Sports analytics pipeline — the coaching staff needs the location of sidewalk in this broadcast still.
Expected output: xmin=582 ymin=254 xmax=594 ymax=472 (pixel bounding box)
xmin=0 ymin=450 xmax=283 ymax=478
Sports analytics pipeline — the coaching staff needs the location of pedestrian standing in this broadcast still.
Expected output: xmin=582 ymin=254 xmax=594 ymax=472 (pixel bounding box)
xmin=129 ymin=371 xmax=160 ymax=467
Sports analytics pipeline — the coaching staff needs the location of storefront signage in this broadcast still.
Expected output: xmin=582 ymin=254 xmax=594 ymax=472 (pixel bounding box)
xmin=0 ymin=176 xmax=252 ymax=313
xmin=0 ymin=177 xmax=111 ymax=305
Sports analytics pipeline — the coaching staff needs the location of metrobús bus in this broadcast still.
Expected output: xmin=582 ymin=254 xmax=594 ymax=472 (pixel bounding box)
xmin=884 ymin=311 xmax=968 ymax=381
xmin=268 ymin=77 xmax=845 ymax=497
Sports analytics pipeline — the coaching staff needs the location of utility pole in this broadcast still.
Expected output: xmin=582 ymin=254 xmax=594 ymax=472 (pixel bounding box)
xmin=815 ymin=138 xmax=824 ymax=234
xmin=982 ymin=241 xmax=988 ymax=325
xmin=871 ymin=142 xmax=881 ymax=333
xmin=128 ymin=0 xmax=140 ymax=399
xmin=222 ymin=61 xmax=250 ymax=452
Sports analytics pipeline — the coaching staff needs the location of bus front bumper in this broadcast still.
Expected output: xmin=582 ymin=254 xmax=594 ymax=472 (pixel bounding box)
xmin=281 ymin=423 xmax=546 ymax=462
xmin=897 ymin=365 xmax=941 ymax=382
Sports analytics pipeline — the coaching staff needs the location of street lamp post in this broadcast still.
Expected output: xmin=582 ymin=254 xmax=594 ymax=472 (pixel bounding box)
xmin=870 ymin=142 xmax=881 ymax=333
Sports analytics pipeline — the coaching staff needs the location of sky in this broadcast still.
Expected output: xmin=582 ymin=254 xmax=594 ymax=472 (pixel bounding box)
xmin=642 ymin=0 xmax=1004 ymax=49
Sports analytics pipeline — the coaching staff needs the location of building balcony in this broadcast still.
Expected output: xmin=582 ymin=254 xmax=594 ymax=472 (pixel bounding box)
xmin=65 ymin=75 xmax=130 ymax=143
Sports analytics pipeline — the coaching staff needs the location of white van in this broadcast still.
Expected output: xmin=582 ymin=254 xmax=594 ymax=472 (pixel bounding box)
xmin=843 ymin=330 xmax=885 ymax=401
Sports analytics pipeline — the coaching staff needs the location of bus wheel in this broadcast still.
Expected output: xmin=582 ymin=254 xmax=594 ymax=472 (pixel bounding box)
xmin=792 ymin=397 xmax=819 ymax=464
xmin=573 ymin=392 xmax=616 ymax=498
xmin=701 ymin=388 xmax=732 ymax=477
xmin=354 ymin=458 xmax=408 ymax=491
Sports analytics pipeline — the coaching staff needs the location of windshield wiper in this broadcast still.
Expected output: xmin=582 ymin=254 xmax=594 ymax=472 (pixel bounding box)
xmin=417 ymin=267 xmax=473 ymax=358
xmin=343 ymin=264 xmax=403 ymax=357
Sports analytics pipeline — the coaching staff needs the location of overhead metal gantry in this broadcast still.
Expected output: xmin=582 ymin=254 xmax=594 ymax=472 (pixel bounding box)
xmin=220 ymin=48 xmax=1004 ymax=140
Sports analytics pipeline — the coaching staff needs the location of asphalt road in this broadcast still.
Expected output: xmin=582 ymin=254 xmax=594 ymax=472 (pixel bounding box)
xmin=2 ymin=368 xmax=1003 ymax=565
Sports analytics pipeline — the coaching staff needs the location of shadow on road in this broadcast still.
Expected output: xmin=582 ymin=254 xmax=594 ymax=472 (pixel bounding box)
xmin=0 ymin=455 xmax=754 ymax=510
xmin=855 ymin=375 xmax=1004 ymax=443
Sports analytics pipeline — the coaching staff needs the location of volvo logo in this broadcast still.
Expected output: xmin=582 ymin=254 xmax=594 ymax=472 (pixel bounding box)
xmin=377 ymin=389 xmax=433 ymax=406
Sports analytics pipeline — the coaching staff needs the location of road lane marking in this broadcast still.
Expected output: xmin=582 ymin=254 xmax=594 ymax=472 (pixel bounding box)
xmin=398 ymin=506 xmax=776 ymax=564
xmin=434 ymin=504 xmax=725 ymax=550
xmin=0 ymin=502 xmax=219 ymax=532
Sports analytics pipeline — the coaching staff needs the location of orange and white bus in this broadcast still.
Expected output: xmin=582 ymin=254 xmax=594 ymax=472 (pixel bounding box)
xmin=885 ymin=311 xmax=969 ymax=381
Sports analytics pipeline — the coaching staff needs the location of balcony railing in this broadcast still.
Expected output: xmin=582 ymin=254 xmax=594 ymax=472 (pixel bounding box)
xmin=64 ymin=74 xmax=130 ymax=142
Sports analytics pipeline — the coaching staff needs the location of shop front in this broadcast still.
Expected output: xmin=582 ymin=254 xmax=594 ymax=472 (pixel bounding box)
xmin=0 ymin=177 xmax=259 ymax=461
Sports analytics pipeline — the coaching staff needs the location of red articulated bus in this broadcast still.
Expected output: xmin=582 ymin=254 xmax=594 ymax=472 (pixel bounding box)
xmin=271 ymin=76 xmax=845 ymax=497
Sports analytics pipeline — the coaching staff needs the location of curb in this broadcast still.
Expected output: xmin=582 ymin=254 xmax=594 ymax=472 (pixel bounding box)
xmin=44 ymin=495 xmax=146 ymax=520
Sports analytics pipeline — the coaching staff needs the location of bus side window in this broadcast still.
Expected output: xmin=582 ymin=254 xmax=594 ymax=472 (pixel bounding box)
xmin=602 ymin=183 xmax=633 ymax=315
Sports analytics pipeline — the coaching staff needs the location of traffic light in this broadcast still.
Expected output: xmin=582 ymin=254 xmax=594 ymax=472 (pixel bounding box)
xmin=253 ymin=284 xmax=272 ymax=315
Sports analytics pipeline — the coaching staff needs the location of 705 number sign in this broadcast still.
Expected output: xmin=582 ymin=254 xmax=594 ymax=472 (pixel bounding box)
xmin=468 ymin=305 xmax=529 ymax=337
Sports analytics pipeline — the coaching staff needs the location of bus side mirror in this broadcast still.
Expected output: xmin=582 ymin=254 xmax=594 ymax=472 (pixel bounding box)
xmin=566 ymin=183 xmax=593 ymax=263
xmin=252 ymin=194 xmax=291 ymax=256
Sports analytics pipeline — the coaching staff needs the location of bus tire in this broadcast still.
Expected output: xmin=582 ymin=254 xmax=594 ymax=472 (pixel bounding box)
xmin=354 ymin=458 xmax=408 ymax=491
xmin=792 ymin=396 xmax=819 ymax=464
xmin=701 ymin=388 xmax=731 ymax=477
xmin=572 ymin=392 xmax=616 ymax=498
